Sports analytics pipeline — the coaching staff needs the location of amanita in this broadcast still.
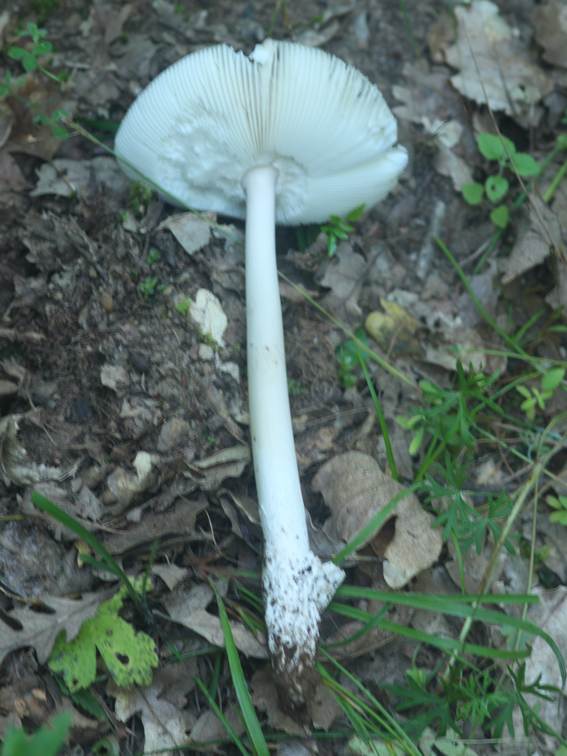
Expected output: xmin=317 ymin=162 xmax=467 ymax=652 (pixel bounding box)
xmin=115 ymin=39 xmax=407 ymax=707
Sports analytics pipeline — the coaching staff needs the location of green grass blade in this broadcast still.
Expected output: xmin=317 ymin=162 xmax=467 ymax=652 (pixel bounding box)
xmin=194 ymin=677 xmax=250 ymax=756
xmin=332 ymin=588 xmax=564 ymax=678
xmin=214 ymin=590 xmax=269 ymax=756
xmin=319 ymin=651 xmax=420 ymax=755
xmin=336 ymin=586 xmax=538 ymax=606
xmin=329 ymin=603 xmax=529 ymax=661
xmin=358 ymin=354 xmax=399 ymax=480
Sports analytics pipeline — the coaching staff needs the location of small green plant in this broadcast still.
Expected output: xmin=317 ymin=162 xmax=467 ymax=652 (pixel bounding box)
xmin=516 ymin=366 xmax=565 ymax=421
xmin=0 ymin=23 xmax=69 ymax=138
xmin=33 ymin=109 xmax=68 ymax=139
xmin=147 ymin=248 xmax=161 ymax=265
xmin=288 ymin=377 xmax=305 ymax=396
xmin=199 ymin=330 xmax=218 ymax=349
xmin=31 ymin=0 xmax=61 ymax=23
xmin=396 ymin=364 xmax=491 ymax=458
xmin=49 ymin=580 xmax=158 ymax=692
xmin=1 ymin=712 xmax=70 ymax=756
xmin=461 ymin=133 xmax=540 ymax=229
xmin=386 ymin=660 xmax=561 ymax=743
xmin=546 ymin=494 xmax=567 ymax=526
xmin=174 ymin=2 xmax=188 ymax=17
xmin=335 ymin=327 xmax=369 ymax=388
xmin=175 ymin=296 xmax=191 ymax=315
xmin=7 ymin=23 xmax=56 ymax=75
xmin=425 ymin=461 xmax=514 ymax=556
xmin=128 ymin=181 xmax=153 ymax=217
xmin=138 ymin=275 xmax=159 ymax=298
xmin=321 ymin=204 xmax=365 ymax=256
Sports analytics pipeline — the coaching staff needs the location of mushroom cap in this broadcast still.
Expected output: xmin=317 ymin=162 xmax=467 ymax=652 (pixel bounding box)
xmin=115 ymin=39 xmax=407 ymax=224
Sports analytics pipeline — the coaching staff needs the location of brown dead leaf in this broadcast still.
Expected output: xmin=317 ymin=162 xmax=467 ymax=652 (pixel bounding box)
xmin=549 ymin=258 xmax=567 ymax=313
xmin=384 ymin=288 xmax=506 ymax=375
xmin=310 ymin=683 xmax=342 ymax=731
xmin=458 ymin=260 xmax=498 ymax=328
xmin=189 ymin=703 xmax=244 ymax=744
xmin=0 ymin=102 xmax=14 ymax=149
xmin=0 ymin=520 xmax=92 ymax=598
xmin=0 ymin=379 xmax=18 ymax=396
xmin=423 ymin=326 xmax=494 ymax=373
xmin=533 ymin=1 xmax=567 ymax=69
xmin=6 ymin=77 xmax=74 ymax=161
xmin=0 ymin=415 xmax=75 ymax=487
xmin=317 ymin=242 xmax=366 ymax=316
xmin=545 ymin=182 xmax=567 ymax=310
xmin=0 ymin=11 xmax=9 ymax=51
xmin=79 ymin=0 xmax=134 ymax=49
xmin=100 ymin=364 xmax=129 ymax=393
xmin=104 ymin=451 xmax=158 ymax=509
xmin=220 ymin=488 xmax=260 ymax=528
xmin=164 ymin=589 xmax=267 ymax=659
xmin=151 ymin=563 xmax=189 ymax=591
xmin=294 ymin=0 xmax=356 ymax=47
xmin=156 ymin=418 xmax=191 ymax=453
xmin=159 ymin=212 xmax=212 ymax=256
xmin=72 ymin=485 xmax=102 ymax=522
xmin=393 ymin=62 xmax=473 ymax=190
xmin=251 ymin=665 xmax=305 ymax=736
xmin=502 ymin=196 xmax=563 ymax=284
xmin=0 ymin=591 xmax=110 ymax=666
xmin=445 ymin=1 xmax=551 ymax=125
xmin=446 ymin=539 xmax=505 ymax=594
xmin=0 ymin=328 xmax=44 ymax=345
xmin=187 ymin=445 xmax=250 ymax=491
xmin=23 ymin=483 xmax=101 ymax=541
xmin=433 ymin=124 xmax=474 ymax=191
xmin=32 ymin=157 xmax=129 ymax=200
xmin=313 ymin=452 xmax=442 ymax=588
xmin=112 ymin=681 xmax=189 ymax=754
xmin=103 ymin=2 xmax=134 ymax=46
xmin=522 ymin=587 xmax=567 ymax=735
xmin=294 ymin=21 xmax=340 ymax=48
xmin=103 ymin=498 xmax=207 ymax=555
xmin=427 ymin=11 xmax=456 ymax=63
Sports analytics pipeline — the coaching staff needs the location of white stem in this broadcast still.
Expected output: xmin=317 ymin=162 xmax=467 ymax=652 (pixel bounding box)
xmin=244 ymin=165 xmax=344 ymax=699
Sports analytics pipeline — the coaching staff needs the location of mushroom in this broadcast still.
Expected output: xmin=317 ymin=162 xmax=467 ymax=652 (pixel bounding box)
xmin=115 ymin=39 xmax=407 ymax=708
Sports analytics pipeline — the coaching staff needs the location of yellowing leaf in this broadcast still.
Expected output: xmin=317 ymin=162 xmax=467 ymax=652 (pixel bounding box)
xmin=365 ymin=299 xmax=421 ymax=356
xmin=49 ymin=582 xmax=158 ymax=691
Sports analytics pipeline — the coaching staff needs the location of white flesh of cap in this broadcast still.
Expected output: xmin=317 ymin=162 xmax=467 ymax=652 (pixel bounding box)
xmin=115 ymin=39 xmax=407 ymax=224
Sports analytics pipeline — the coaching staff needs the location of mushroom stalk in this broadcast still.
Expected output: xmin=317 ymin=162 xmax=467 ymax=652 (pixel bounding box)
xmin=244 ymin=165 xmax=344 ymax=705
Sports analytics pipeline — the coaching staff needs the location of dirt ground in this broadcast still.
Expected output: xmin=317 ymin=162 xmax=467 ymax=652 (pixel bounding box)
xmin=1 ymin=0 xmax=567 ymax=753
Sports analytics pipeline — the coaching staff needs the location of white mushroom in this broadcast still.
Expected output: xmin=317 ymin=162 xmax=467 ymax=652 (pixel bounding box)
xmin=115 ymin=39 xmax=407 ymax=708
